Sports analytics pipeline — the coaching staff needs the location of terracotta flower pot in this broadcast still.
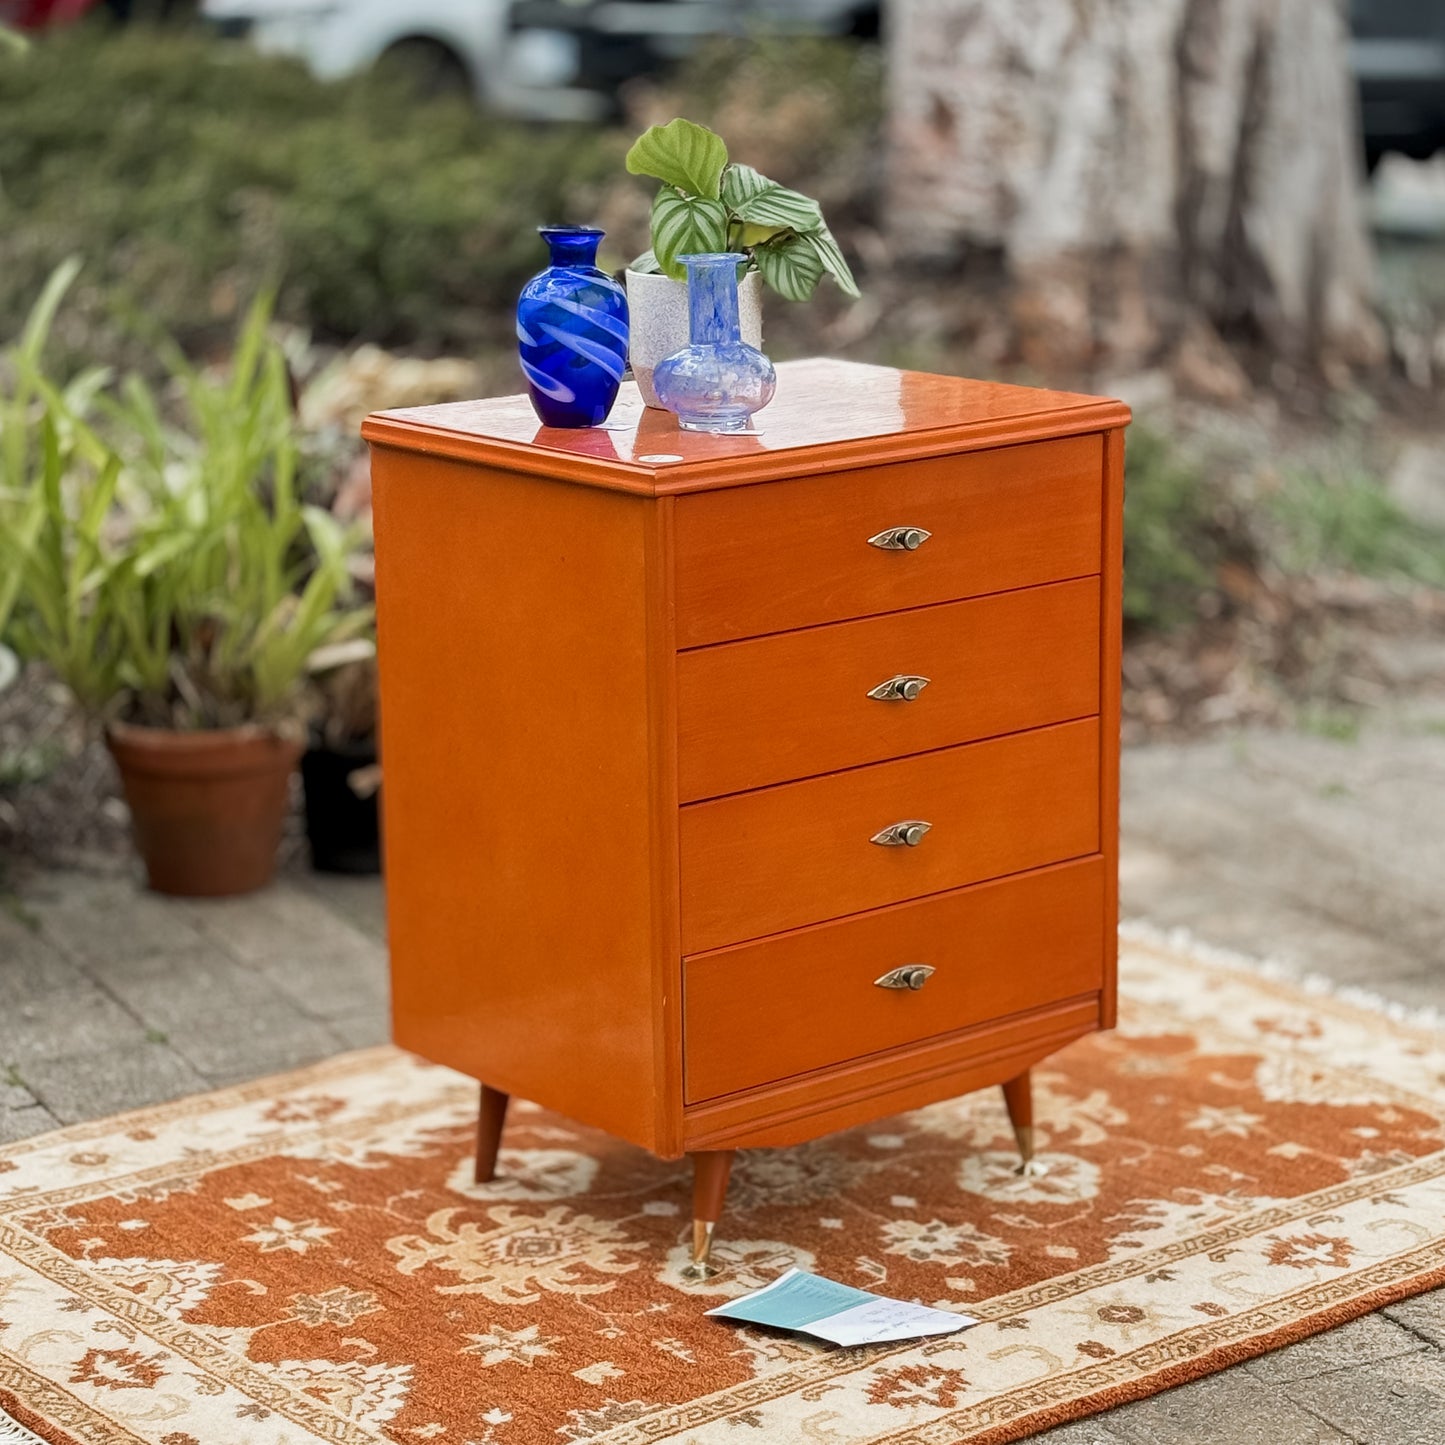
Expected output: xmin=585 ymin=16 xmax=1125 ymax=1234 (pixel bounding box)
xmin=105 ymin=722 xmax=304 ymax=897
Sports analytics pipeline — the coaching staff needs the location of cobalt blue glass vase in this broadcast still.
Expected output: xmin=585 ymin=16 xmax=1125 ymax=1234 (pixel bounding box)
xmin=517 ymin=226 xmax=629 ymax=428
xmin=653 ymin=253 xmax=775 ymax=433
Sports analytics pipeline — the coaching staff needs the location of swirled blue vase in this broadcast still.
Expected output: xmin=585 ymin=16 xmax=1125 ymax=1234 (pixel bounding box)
xmin=653 ymin=253 xmax=775 ymax=433
xmin=517 ymin=226 xmax=629 ymax=428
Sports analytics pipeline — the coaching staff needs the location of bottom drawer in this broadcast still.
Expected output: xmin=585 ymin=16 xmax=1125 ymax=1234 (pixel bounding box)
xmin=683 ymin=857 xmax=1105 ymax=1102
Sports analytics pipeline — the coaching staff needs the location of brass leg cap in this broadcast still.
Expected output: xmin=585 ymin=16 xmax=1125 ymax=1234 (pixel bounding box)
xmin=1011 ymin=1124 xmax=1047 ymax=1177
xmin=683 ymin=1220 xmax=718 ymax=1280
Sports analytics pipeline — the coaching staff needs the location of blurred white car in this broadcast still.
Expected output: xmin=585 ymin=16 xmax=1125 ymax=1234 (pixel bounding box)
xmin=199 ymin=0 xmax=879 ymax=119
xmin=201 ymin=0 xmax=606 ymax=117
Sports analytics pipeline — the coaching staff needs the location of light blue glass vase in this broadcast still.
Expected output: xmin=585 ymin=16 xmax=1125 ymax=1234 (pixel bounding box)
xmin=653 ymin=254 xmax=775 ymax=433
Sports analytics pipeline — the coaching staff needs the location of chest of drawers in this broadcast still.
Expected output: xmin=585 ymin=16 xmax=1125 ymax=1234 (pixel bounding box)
xmin=364 ymin=358 xmax=1129 ymax=1273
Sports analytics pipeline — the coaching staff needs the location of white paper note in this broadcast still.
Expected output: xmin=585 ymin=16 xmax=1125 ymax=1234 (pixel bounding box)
xmin=705 ymin=1267 xmax=978 ymax=1347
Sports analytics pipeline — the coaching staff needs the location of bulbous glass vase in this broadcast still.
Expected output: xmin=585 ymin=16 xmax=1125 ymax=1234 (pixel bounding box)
xmin=516 ymin=226 xmax=629 ymax=428
xmin=653 ymin=254 xmax=776 ymax=433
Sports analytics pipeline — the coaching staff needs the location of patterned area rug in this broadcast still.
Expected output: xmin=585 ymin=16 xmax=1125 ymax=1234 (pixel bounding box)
xmin=2 ymin=926 xmax=1443 ymax=1445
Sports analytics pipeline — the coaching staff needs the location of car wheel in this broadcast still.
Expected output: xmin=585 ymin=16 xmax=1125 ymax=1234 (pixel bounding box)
xmin=378 ymin=38 xmax=473 ymax=100
xmin=848 ymin=4 xmax=881 ymax=38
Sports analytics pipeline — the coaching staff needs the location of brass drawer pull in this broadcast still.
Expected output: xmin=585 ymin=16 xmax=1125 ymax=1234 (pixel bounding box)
xmin=867 ymin=673 xmax=930 ymax=702
xmin=867 ymin=526 xmax=931 ymax=551
xmin=875 ymin=964 xmax=935 ymax=991
xmin=870 ymin=820 xmax=932 ymax=847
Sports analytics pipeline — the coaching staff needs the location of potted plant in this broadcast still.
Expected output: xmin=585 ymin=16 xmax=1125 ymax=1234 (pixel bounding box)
xmin=0 ymin=259 xmax=91 ymax=697
xmin=301 ymin=642 xmax=382 ymax=875
xmin=624 ymin=117 xmax=859 ymax=406
xmin=4 ymin=288 xmax=371 ymax=896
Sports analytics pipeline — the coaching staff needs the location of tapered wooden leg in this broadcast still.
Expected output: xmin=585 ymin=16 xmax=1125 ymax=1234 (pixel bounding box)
xmin=687 ymin=1150 xmax=735 ymax=1277
xmin=473 ymin=1084 xmax=510 ymax=1184
xmin=1002 ymin=1070 xmax=1043 ymax=1176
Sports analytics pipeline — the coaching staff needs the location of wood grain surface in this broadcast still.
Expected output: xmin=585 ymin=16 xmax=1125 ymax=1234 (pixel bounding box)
xmin=684 ymin=857 xmax=1105 ymax=1100
xmin=361 ymin=359 xmax=1131 ymax=496
xmin=371 ymin=446 xmax=677 ymax=1153
xmin=673 ymin=434 xmax=1103 ymax=646
xmin=367 ymin=366 xmax=1126 ymax=1169
xmin=684 ymin=998 xmax=1100 ymax=1149
xmin=677 ymin=576 xmax=1101 ymax=801
xmin=680 ymin=717 xmax=1101 ymax=953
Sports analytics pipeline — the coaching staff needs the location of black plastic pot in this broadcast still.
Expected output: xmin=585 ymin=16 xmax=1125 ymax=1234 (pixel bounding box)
xmin=300 ymin=738 xmax=381 ymax=875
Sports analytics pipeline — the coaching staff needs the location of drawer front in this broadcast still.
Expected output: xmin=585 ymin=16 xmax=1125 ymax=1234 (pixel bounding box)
xmin=674 ymin=435 xmax=1103 ymax=648
xmin=678 ymin=576 xmax=1100 ymax=802
xmin=679 ymin=717 xmax=1100 ymax=954
xmin=684 ymin=857 xmax=1105 ymax=1101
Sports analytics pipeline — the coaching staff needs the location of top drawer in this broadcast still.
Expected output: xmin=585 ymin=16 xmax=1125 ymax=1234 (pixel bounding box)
xmin=674 ymin=435 xmax=1103 ymax=648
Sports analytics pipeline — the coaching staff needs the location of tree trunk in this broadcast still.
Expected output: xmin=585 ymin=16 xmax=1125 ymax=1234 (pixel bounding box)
xmin=885 ymin=0 xmax=1384 ymax=385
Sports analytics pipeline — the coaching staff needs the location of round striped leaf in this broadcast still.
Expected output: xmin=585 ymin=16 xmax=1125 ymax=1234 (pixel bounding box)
xmin=724 ymin=164 xmax=825 ymax=233
xmin=737 ymin=188 xmax=824 ymax=234
xmin=754 ymin=235 xmax=825 ymax=302
xmin=720 ymin=163 xmax=772 ymax=211
xmin=626 ymin=119 xmax=728 ymax=201
xmin=651 ymin=189 xmax=729 ymax=280
xmin=800 ymin=226 xmax=861 ymax=299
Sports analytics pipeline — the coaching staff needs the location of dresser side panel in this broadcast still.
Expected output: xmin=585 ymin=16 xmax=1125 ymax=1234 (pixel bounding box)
xmin=1100 ymin=426 xmax=1126 ymax=1028
xmin=643 ymin=496 xmax=685 ymax=1157
xmin=370 ymin=445 xmax=668 ymax=1151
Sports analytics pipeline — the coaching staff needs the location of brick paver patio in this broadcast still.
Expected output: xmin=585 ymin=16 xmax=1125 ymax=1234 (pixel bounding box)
xmin=2 ymin=723 xmax=1443 ymax=1442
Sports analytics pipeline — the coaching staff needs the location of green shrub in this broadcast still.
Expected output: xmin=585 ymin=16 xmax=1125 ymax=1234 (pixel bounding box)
xmin=0 ymin=28 xmax=623 ymax=369
xmin=0 ymin=262 xmax=131 ymax=712
xmin=1122 ymin=423 xmax=1229 ymax=630
xmin=0 ymin=28 xmax=881 ymax=371
xmin=1265 ymin=462 xmax=1445 ymax=589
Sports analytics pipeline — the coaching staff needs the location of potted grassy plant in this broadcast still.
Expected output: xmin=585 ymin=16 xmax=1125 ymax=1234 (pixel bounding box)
xmin=624 ymin=117 xmax=859 ymax=406
xmin=3 ymin=283 xmax=371 ymax=896
xmin=0 ymin=260 xmax=94 ymax=697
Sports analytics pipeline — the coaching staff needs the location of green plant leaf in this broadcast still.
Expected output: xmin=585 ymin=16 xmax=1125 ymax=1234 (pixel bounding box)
xmin=651 ymin=189 xmax=729 ymax=280
xmin=737 ymin=221 xmax=788 ymax=248
xmin=753 ymin=235 xmax=824 ymax=302
xmin=724 ymin=164 xmax=824 ymax=233
xmin=799 ymin=225 xmax=861 ymax=299
xmin=626 ymin=118 xmax=728 ymax=200
xmin=720 ymin=162 xmax=771 ymax=211
xmin=5 ymin=281 xmax=370 ymax=727
xmin=629 ymin=249 xmax=662 ymax=275
xmin=18 ymin=256 xmax=81 ymax=366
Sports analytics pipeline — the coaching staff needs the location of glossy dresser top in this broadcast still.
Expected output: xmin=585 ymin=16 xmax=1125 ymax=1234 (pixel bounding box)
xmin=361 ymin=358 xmax=1130 ymax=496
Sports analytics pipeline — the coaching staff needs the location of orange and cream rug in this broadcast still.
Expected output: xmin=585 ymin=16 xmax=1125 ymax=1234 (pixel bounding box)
xmin=1 ymin=925 xmax=1443 ymax=1445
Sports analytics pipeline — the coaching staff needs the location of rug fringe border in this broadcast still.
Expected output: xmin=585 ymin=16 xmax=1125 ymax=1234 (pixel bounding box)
xmin=915 ymin=1254 xmax=1445 ymax=1445
xmin=1120 ymin=918 xmax=1443 ymax=1032
xmin=0 ymin=1408 xmax=49 ymax=1445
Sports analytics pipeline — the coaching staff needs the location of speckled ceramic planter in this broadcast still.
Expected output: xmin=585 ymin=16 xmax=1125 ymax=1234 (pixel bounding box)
xmin=625 ymin=267 xmax=763 ymax=409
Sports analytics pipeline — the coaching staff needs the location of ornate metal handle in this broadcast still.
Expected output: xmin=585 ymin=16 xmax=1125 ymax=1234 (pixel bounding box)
xmin=867 ymin=526 xmax=931 ymax=551
xmin=867 ymin=674 xmax=930 ymax=702
xmin=875 ymin=965 xmax=935 ymax=991
xmin=870 ymin=820 xmax=932 ymax=847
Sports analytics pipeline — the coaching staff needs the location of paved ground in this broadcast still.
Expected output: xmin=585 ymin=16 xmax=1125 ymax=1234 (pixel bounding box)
xmin=2 ymin=721 xmax=1443 ymax=1443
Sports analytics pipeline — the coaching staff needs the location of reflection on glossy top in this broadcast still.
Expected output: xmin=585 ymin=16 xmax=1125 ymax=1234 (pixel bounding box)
xmin=362 ymin=358 xmax=1130 ymax=496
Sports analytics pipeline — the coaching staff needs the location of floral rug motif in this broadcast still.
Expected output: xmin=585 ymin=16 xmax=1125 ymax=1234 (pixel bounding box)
xmin=1 ymin=926 xmax=1443 ymax=1445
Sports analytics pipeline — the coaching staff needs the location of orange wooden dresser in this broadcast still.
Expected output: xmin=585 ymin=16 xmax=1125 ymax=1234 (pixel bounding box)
xmin=364 ymin=358 xmax=1129 ymax=1273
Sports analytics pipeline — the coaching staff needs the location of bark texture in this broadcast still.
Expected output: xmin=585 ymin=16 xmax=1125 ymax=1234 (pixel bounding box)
xmin=886 ymin=0 xmax=1383 ymax=380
